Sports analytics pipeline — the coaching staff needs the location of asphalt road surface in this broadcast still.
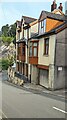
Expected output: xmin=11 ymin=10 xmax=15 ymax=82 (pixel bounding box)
xmin=1 ymin=82 xmax=67 ymax=119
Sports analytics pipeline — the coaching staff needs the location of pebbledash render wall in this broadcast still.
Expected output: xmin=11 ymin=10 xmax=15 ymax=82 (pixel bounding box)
xmin=54 ymin=28 xmax=67 ymax=89
xmin=30 ymin=65 xmax=39 ymax=84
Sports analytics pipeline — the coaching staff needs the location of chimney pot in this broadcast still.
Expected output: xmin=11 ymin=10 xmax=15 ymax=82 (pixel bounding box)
xmin=58 ymin=3 xmax=63 ymax=11
xmin=51 ymin=0 xmax=57 ymax=12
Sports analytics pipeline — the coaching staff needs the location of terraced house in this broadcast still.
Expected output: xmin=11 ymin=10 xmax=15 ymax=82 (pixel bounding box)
xmin=16 ymin=16 xmax=38 ymax=82
xmin=16 ymin=1 xmax=67 ymax=90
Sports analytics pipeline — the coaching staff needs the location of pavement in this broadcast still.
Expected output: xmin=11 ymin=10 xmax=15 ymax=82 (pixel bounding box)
xmin=3 ymin=80 xmax=67 ymax=100
xmin=24 ymin=83 xmax=67 ymax=99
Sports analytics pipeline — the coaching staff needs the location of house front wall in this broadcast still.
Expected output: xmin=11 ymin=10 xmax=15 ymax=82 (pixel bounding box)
xmin=38 ymin=38 xmax=49 ymax=66
xmin=38 ymin=35 xmax=56 ymax=89
xmin=30 ymin=65 xmax=39 ymax=84
xmin=55 ymin=29 xmax=67 ymax=66
xmin=24 ymin=29 xmax=28 ymax=63
xmin=20 ymin=31 xmax=22 ymax=39
xmin=54 ymin=28 xmax=67 ymax=89
xmin=29 ymin=22 xmax=38 ymax=38
xmin=38 ymin=35 xmax=56 ymax=66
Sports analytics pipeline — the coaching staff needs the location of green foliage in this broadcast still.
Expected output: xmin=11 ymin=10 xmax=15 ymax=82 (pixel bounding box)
xmin=1 ymin=23 xmax=16 ymax=45
xmin=0 ymin=59 xmax=9 ymax=70
xmin=0 ymin=57 xmax=14 ymax=70
xmin=1 ymin=24 xmax=9 ymax=37
xmin=8 ymin=23 xmax=16 ymax=37
xmin=1 ymin=35 xmax=13 ymax=45
xmin=1 ymin=23 xmax=16 ymax=37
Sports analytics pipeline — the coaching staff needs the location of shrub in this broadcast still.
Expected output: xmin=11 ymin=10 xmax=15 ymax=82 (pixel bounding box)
xmin=1 ymin=59 xmax=9 ymax=70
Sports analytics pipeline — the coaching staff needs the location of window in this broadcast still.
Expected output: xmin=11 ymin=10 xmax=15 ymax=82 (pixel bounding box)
xmin=39 ymin=19 xmax=46 ymax=34
xmin=33 ymin=42 xmax=38 ymax=57
xmin=29 ymin=42 xmax=33 ymax=57
xmin=33 ymin=42 xmax=38 ymax=47
xmin=41 ymin=21 xmax=44 ymax=28
xmin=44 ymin=38 xmax=49 ymax=55
xmin=27 ymin=29 xmax=29 ymax=39
xmin=29 ymin=42 xmax=38 ymax=57
xmin=22 ymin=47 xmax=25 ymax=55
xmin=17 ymin=43 xmax=21 ymax=55
xmin=22 ymin=42 xmax=25 ymax=55
xmin=33 ymin=48 xmax=37 ymax=56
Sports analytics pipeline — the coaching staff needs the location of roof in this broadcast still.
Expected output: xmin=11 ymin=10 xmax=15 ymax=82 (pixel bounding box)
xmin=51 ymin=21 xmax=67 ymax=33
xmin=16 ymin=37 xmax=27 ymax=43
xmin=22 ymin=16 xmax=37 ymax=24
xmin=52 ymin=9 xmax=64 ymax=15
xmin=39 ymin=10 xmax=66 ymax=21
xmin=32 ymin=21 xmax=67 ymax=38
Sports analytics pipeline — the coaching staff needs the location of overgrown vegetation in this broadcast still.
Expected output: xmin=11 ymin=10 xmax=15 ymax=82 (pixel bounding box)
xmin=0 ymin=59 xmax=9 ymax=70
xmin=0 ymin=23 xmax=16 ymax=70
xmin=0 ymin=57 xmax=14 ymax=70
xmin=0 ymin=23 xmax=16 ymax=45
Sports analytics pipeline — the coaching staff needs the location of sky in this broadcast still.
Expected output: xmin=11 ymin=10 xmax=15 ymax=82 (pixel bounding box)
xmin=0 ymin=0 xmax=66 ymax=30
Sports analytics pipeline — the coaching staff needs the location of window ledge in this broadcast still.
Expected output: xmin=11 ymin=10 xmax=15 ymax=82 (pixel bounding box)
xmin=29 ymin=56 xmax=38 ymax=58
xmin=43 ymin=54 xmax=49 ymax=57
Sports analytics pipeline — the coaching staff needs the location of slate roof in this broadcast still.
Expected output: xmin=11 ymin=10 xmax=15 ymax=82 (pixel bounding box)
xmin=39 ymin=10 xmax=66 ymax=21
xmin=22 ymin=16 xmax=37 ymax=24
xmin=16 ymin=37 xmax=27 ymax=43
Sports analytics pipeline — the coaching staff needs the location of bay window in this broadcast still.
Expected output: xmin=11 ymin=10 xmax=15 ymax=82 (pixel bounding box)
xmin=29 ymin=42 xmax=38 ymax=57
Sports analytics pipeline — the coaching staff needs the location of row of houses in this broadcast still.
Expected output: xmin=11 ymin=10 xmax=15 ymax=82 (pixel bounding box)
xmin=15 ymin=1 xmax=67 ymax=90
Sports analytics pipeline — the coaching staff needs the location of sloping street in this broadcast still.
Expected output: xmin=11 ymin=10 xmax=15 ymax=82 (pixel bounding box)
xmin=1 ymin=82 xmax=66 ymax=119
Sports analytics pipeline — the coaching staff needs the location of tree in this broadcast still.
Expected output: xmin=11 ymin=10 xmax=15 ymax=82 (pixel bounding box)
xmin=1 ymin=35 xmax=13 ymax=45
xmin=0 ymin=59 xmax=9 ymax=70
xmin=1 ymin=24 xmax=9 ymax=37
xmin=1 ymin=23 xmax=16 ymax=45
xmin=8 ymin=23 xmax=16 ymax=37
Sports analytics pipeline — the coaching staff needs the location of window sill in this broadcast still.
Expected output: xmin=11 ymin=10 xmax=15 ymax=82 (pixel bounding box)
xmin=29 ymin=56 xmax=38 ymax=58
xmin=43 ymin=54 xmax=49 ymax=57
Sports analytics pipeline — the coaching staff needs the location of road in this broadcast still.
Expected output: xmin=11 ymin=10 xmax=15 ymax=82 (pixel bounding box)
xmin=1 ymin=81 xmax=67 ymax=119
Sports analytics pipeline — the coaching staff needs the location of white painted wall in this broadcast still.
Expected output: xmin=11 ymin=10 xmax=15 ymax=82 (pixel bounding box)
xmin=38 ymin=35 xmax=56 ymax=65
xmin=24 ymin=29 xmax=27 ymax=39
xmin=20 ymin=31 xmax=22 ymax=39
xmin=38 ymin=38 xmax=49 ymax=66
xmin=49 ymin=35 xmax=56 ymax=65
xmin=29 ymin=22 xmax=38 ymax=38
xmin=31 ymin=23 xmax=38 ymax=33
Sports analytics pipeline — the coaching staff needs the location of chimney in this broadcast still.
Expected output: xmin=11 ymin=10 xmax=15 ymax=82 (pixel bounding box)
xmin=51 ymin=0 xmax=57 ymax=12
xmin=58 ymin=3 xmax=63 ymax=11
xmin=65 ymin=10 xmax=67 ymax=15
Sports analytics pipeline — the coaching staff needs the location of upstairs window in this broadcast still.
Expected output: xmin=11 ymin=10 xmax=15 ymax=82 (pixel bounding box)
xmin=41 ymin=20 xmax=44 ymax=28
xmin=39 ymin=19 xmax=46 ymax=34
xmin=29 ymin=42 xmax=38 ymax=57
xmin=29 ymin=42 xmax=33 ymax=57
xmin=33 ymin=42 xmax=38 ymax=57
xmin=17 ymin=43 xmax=21 ymax=55
xmin=17 ymin=32 xmax=20 ymax=40
xmin=22 ymin=42 xmax=25 ymax=55
xmin=44 ymin=38 xmax=49 ymax=55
